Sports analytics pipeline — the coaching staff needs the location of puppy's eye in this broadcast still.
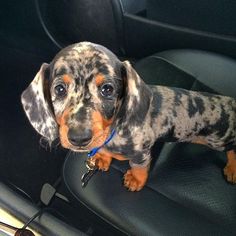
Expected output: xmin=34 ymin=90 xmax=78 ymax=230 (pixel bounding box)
xmin=54 ymin=83 xmax=67 ymax=98
xmin=100 ymin=83 xmax=114 ymax=98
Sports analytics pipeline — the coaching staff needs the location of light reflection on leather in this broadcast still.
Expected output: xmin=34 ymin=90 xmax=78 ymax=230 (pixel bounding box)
xmin=0 ymin=208 xmax=41 ymax=236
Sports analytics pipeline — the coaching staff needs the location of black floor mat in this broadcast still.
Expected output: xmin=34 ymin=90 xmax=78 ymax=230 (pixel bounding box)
xmin=0 ymin=45 xmax=66 ymax=202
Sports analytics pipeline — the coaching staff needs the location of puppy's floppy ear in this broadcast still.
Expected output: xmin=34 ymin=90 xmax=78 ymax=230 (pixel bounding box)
xmin=122 ymin=60 xmax=139 ymax=81
xmin=21 ymin=63 xmax=58 ymax=143
xmin=120 ymin=61 xmax=151 ymax=122
xmin=121 ymin=61 xmax=145 ymax=105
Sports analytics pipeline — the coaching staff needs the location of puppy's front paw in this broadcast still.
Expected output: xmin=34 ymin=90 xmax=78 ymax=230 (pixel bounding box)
xmin=224 ymin=164 xmax=236 ymax=183
xmin=92 ymin=153 xmax=112 ymax=171
xmin=225 ymin=150 xmax=236 ymax=184
xmin=124 ymin=167 xmax=148 ymax=191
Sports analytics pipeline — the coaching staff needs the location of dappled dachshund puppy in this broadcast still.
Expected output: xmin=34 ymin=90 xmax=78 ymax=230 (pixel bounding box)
xmin=21 ymin=42 xmax=236 ymax=191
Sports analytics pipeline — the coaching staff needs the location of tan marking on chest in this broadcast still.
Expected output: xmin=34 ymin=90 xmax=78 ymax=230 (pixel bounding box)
xmin=191 ymin=137 xmax=208 ymax=146
xmin=100 ymin=148 xmax=127 ymax=161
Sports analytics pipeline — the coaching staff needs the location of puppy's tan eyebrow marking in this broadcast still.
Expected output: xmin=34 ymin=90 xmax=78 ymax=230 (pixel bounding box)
xmin=62 ymin=74 xmax=73 ymax=84
xmin=95 ymin=74 xmax=105 ymax=86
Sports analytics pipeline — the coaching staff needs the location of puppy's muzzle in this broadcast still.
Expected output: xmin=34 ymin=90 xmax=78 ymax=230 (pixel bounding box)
xmin=67 ymin=128 xmax=92 ymax=147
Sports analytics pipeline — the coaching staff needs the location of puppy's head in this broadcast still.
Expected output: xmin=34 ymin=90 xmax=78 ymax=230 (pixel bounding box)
xmin=21 ymin=42 xmax=143 ymax=151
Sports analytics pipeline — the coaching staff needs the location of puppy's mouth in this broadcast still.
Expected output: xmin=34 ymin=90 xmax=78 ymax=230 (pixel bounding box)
xmin=62 ymin=132 xmax=110 ymax=153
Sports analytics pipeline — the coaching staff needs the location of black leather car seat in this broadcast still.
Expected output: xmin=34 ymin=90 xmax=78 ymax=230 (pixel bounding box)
xmin=63 ymin=50 xmax=236 ymax=236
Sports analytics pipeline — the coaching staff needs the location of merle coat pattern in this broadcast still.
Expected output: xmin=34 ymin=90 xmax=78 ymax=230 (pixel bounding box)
xmin=21 ymin=42 xmax=236 ymax=191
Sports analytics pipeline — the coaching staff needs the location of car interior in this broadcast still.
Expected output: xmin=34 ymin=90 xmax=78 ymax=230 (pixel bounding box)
xmin=1 ymin=0 xmax=236 ymax=235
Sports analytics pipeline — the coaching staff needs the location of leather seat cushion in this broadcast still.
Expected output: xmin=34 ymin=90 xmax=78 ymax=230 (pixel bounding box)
xmin=63 ymin=50 xmax=236 ymax=235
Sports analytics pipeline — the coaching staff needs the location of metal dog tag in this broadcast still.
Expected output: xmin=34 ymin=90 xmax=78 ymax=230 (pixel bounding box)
xmin=81 ymin=158 xmax=98 ymax=188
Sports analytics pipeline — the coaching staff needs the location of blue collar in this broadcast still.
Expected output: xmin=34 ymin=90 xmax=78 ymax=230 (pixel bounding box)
xmin=87 ymin=129 xmax=116 ymax=158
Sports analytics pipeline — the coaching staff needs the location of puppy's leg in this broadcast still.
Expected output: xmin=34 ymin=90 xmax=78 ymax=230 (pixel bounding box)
xmin=224 ymin=150 xmax=236 ymax=183
xmin=92 ymin=148 xmax=127 ymax=171
xmin=92 ymin=152 xmax=112 ymax=171
xmin=124 ymin=166 xmax=149 ymax=191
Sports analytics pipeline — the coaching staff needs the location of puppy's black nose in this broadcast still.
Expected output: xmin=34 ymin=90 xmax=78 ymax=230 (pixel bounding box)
xmin=68 ymin=128 xmax=92 ymax=147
